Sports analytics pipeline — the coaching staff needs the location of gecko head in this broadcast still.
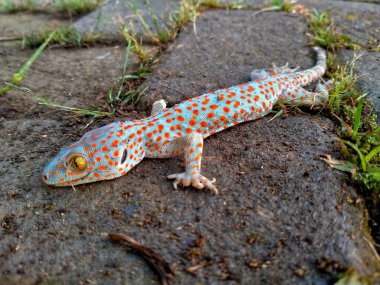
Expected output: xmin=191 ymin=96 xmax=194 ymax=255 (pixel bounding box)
xmin=42 ymin=122 xmax=146 ymax=187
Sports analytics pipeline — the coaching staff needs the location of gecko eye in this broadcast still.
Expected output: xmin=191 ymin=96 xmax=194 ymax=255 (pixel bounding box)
xmin=68 ymin=155 xmax=87 ymax=171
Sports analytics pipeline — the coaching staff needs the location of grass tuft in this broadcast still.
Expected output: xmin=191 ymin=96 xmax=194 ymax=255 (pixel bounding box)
xmin=53 ymin=0 xmax=103 ymax=16
xmin=23 ymin=27 xmax=104 ymax=48
xmin=108 ymin=39 xmax=150 ymax=108
xmin=324 ymin=53 xmax=379 ymax=191
xmin=308 ymin=10 xmax=359 ymax=51
xmin=0 ymin=0 xmax=104 ymax=14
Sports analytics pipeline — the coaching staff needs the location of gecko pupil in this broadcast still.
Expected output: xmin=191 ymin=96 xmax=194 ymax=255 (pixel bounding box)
xmin=121 ymin=149 xmax=128 ymax=164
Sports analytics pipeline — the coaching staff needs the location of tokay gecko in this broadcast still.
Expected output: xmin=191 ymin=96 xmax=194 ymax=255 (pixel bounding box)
xmin=43 ymin=47 xmax=329 ymax=194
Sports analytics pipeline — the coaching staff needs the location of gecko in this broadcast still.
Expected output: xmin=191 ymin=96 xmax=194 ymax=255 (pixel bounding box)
xmin=42 ymin=47 xmax=329 ymax=194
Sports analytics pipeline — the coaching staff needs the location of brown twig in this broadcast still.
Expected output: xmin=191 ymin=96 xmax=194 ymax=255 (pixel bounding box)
xmin=108 ymin=233 xmax=175 ymax=285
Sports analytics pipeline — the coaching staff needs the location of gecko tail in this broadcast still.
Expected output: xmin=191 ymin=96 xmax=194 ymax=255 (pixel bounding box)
xmin=312 ymin=46 xmax=327 ymax=74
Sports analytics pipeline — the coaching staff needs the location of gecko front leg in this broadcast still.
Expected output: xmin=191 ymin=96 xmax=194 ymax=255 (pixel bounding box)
xmin=167 ymin=133 xmax=218 ymax=194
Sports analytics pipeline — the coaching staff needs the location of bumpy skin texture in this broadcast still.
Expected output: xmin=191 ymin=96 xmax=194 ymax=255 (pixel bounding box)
xmin=43 ymin=47 xmax=328 ymax=194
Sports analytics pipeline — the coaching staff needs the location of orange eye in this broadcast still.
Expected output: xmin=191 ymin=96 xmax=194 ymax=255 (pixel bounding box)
xmin=68 ymin=155 xmax=87 ymax=171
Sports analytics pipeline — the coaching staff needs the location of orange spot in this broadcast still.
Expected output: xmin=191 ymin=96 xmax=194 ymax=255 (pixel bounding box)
xmin=156 ymin=136 xmax=162 ymax=142
xmin=210 ymin=104 xmax=218 ymax=110
xmin=186 ymin=128 xmax=192 ymax=133
xmin=138 ymin=137 xmax=142 ymax=143
xmin=91 ymin=143 xmax=97 ymax=148
xmin=200 ymin=121 xmax=207 ymax=127
xmin=100 ymin=140 xmax=106 ymax=144
xmin=114 ymin=150 xmax=119 ymax=156
xmin=178 ymin=115 xmax=185 ymax=122
xmin=193 ymin=110 xmax=199 ymax=115
xmin=234 ymin=101 xmax=240 ymax=108
xmin=228 ymin=92 xmax=236 ymax=98
xmin=207 ymin=113 xmax=214 ymax=119
xmin=170 ymin=126 xmax=175 ymax=131
xmin=111 ymin=140 xmax=119 ymax=148
xmin=262 ymin=101 xmax=267 ymax=108
xmin=189 ymin=120 xmax=196 ymax=126
xmin=166 ymin=119 xmax=172 ymax=123
xmin=158 ymin=124 xmax=164 ymax=132
xmin=254 ymin=95 xmax=259 ymax=102
xmin=223 ymin=107 xmax=230 ymax=113
xmin=96 ymin=156 xmax=102 ymax=162
xmin=221 ymin=115 xmax=227 ymax=121
xmin=247 ymin=86 xmax=254 ymax=92
xmin=129 ymin=134 xmax=135 ymax=139
xmin=163 ymin=112 xmax=173 ymax=117
xmin=93 ymin=172 xmax=100 ymax=178
xmin=137 ymin=130 xmax=142 ymax=135
xmin=202 ymin=98 xmax=210 ymax=105
xmin=99 ymin=165 xmax=107 ymax=171
xmin=102 ymin=146 xmax=108 ymax=152
xmin=147 ymin=133 xmax=152 ymax=138
xmin=176 ymin=125 xmax=182 ymax=130
xmin=108 ymin=160 xmax=114 ymax=166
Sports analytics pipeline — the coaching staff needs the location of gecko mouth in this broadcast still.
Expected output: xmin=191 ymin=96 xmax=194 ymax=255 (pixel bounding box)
xmin=43 ymin=171 xmax=91 ymax=187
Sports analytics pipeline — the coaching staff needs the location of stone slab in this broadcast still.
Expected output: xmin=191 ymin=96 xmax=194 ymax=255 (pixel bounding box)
xmin=0 ymin=13 xmax=68 ymax=38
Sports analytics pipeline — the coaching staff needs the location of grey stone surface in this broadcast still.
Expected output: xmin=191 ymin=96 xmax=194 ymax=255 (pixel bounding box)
xmin=337 ymin=50 xmax=380 ymax=117
xmin=73 ymin=0 xmax=180 ymax=41
xmin=0 ymin=13 xmax=68 ymax=38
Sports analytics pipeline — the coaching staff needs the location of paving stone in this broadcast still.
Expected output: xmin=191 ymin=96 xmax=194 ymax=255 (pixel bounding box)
xmin=73 ymin=0 xmax=180 ymax=41
xmin=0 ymin=13 xmax=68 ymax=38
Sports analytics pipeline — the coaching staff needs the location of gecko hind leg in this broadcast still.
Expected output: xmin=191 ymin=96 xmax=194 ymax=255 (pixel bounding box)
xmin=280 ymin=80 xmax=332 ymax=107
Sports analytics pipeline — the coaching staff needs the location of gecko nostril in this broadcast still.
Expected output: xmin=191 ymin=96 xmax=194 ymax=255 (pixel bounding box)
xmin=43 ymin=175 xmax=48 ymax=181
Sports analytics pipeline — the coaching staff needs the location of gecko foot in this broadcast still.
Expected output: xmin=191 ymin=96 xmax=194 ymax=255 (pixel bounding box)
xmin=167 ymin=173 xmax=218 ymax=194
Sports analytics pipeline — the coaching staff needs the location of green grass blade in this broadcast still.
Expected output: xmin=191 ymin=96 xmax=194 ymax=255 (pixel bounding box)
xmin=365 ymin=146 xmax=380 ymax=164
xmin=5 ymin=83 xmax=112 ymax=117
xmin=341 ymin=139 xmax=367 ymax=172
xmin=353 ymin=97 xmax=363 ymax=136
xmin=0 ymin=30 xmax=57 ymax=95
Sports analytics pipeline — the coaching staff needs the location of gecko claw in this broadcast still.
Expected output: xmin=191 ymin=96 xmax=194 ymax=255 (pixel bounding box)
xmin=168 ymin=173 xmax=218 ymax=194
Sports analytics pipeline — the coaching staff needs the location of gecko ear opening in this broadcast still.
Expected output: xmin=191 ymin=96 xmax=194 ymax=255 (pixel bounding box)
xmin=120 ymin=149 xmax=128 ymax=164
